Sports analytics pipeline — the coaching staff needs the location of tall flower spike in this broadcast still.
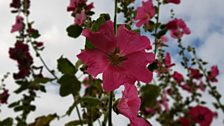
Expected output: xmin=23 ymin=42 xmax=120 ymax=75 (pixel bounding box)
xmin=77 ymin=20 xmax=154 ymax=91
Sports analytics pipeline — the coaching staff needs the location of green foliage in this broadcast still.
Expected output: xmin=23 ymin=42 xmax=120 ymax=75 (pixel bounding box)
xmin=57 ymin=57 xmax=77 ymax=75
xmin=0 ymin=118 xmax=13 ymax=126
xmin=140 ymin=85 xmax=161 ymax=108
xmin=28 ymin=114 xmax=58 ymax=126
xmin=57 ymin=75 xmax=81 ymax=97
xmin=66 ymin=25 xmax=83 ymax=38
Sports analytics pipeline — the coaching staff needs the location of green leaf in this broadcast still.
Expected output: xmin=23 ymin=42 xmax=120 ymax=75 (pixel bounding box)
xmin=140 ymin=85 xmax=160 ymax=108
xmin=81 ymin=96 xmax=100 ymax=107
xmin=85 ymin=39 xmax=95 ymax=49
xmin=91 ymin=14 xmax=109 ymax=32
xmin=0 ymin=117 xmax=13 ymax=126
xmin=57 ymin=75 xmax=81 ymax=97
xmin=147 ymin=61 xmax=158 ymax=71
xmin=8 ymin=101 xmax=20 ymax=108
xmin=66 ymin=25 xmax=83 ymax=38
xmin=28 ymin=114 xmax=58 ymax=126
xmin=31 ymin=29 xmax=40 ymax=39
xmin=32 ymin=77 xmax=54 ymax=85
xmin=65 ymin=119 xmax=88 ymax=126
xmin=65 ymin=100 xmax=80 ymax=116
xmin=57 ymin=57 xmax=77 ymax=75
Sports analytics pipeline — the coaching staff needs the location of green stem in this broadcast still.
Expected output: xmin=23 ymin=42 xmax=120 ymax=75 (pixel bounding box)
xmin=154 ymin=1 xmax=161 ymax=55
xmin=114 ymin=0 xmax=118 ymax=32
xmin=108 ymin=92 xmax=113 ymax=126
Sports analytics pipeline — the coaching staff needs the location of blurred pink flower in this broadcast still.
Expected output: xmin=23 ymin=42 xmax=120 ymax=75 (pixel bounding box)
xmin=189 ymin=68 xmax=202 ymax=80
xmin=75 ymin=10 xmax=86 ymax=25
xmin=166 ymin=0 xmax=181 ymax=4
xmin=207 ymin=65 xmax=219 ymax=82
xmin=188 ymin=105 xmax=215 ymax=126
xmin=11 ymin=16 xmax=24 ymax=33
xmin=117 ymin=84 xmax=151 ymax=126
xmin=166 ymin=18 xmax=190 ymax=39
xmin=77 ymin=21 xmax=154 ymax=91
xmin=164 ymin=52 xmax=175 ymax=69
xmin=173 ymin=71 xmax=184 ymax=83
xmin=134 ymin=0 xmax=155 ymax=27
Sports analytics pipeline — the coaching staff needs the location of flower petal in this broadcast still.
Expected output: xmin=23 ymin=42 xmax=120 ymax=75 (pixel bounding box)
xmin=82 ymin=21 xmax=116 ymax=53
xmin=77 ymin=49 xmax=108 ymax=77
xmin=102 ymin=66 xmax=135 ymax=92
xmin=116 ymin=25 xmax=151 ymax=55
xmin=122 ymin=51 xmax=153 ymax=83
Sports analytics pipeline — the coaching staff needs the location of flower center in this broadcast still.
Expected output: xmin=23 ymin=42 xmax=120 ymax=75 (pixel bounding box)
xmin=108 ymin=48 xmax=127 ymax=65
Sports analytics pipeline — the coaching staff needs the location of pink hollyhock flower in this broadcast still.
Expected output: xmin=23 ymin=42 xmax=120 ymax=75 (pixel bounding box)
xmin=177 ymin=118 xmax=190 ymax=126
xmin=166 ymin=18 xmax=190 ymax=39
xmin=207 ymin=65 xmax=219 ymax=82
xmin=117 ymin=84 xmax=151 ymax=126
xmin=117 ymin=84 xmax=141 ymax=120
xmin=134 ymin=0 xmax=155 ymax=27
xmin=10 ymin=0 xmax=21 ymax=9
xmin=166 ymin=0 xmax=181 ymax=4
xmin=67 ymin=0 xmax=93 ymax=12
xmin=173 ymin=71 xmax=184 ymax=83
xmin=75 ymin=10 xmax=86 ymax=26
xmin=77 ymin=21 xmax=154 ymax=91
xmin=188 ymin=105 xmax=215 ymax=126
xmin=9 ymin=41 xmax=33 ymax=79
xmin=164 ymin=52 xmax=175 ymax=68
xmin=0 ymin=89 xmax=9 ymax=104
xmin=189 ymin=68 xmax=202 ymax=80
xmin=177 ymin=117 xmax=191 ymax=126
xmin=11 ymin=16 xmax=24 ymax=33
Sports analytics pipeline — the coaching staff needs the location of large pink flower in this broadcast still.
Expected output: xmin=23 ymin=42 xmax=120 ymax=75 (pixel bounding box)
xmin=166 ymin=18 xmax=190 ymax=39
xmin=134 ymin=0 xmax=155 ymax=27
xmin=11 ymin=16 xmax=24 ymax=33
xmin=77 ymin=21 xmax=154 ymax=91
xmin=188 ymin=105 xmax=215 ymax=126
xmin=117 ymin=84 xmax=151 ymax=126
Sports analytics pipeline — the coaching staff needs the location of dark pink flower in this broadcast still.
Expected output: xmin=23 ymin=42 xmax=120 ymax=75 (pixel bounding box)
xmin=188 ymin=105 xmax=215 ymax=126
xmin=198 ymin=81 xmax=205 ymax=92
xmin=10 ymin=0 xmax=21 ymax=9
xmin=11 ymin=16 xmax=24 ymax=33
xmin=134 ymin=0 xmax=155 ymax=27
xmin=0 ymin=89 xmax=9 ymax=104
xmin=77 ymin=21 xmax=154 ymax=91
xmin=173 ymin=71 xmax=184 ymax=83
xmin=177 ymin=117 xmax=191 ymax=126
xmin=166 ymin=0 xmax=181 ymax=4
xmin=75 ymin=10 xmax=86 ymax=26
xmin=117 ymin=84 xmax=141 ymax=120
xmin=207 ymin=65 xmax=219 ymax=82
xmin=117 ymin=84 xmax=151 ymax=126
xmin=164 ymin=52 xmax=175 ymax=68
xmin=9 ymin=41 xmax=33 ymax=79
xmin=67 ymin=0 xmax=93 ymax=12
xmin=166 ymin=18 xmax=190 ymax=39
xmin=189 ymin=68 xmax=202 ymax=80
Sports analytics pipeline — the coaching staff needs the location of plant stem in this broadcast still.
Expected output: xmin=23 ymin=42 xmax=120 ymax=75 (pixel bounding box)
xmin=154 ymin=0 xmax=161 ymax=55
xmin=108 ymin=92 xmax=113 ymax=126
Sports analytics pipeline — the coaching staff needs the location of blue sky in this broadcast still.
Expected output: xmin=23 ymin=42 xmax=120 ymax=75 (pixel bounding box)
xmin=0 ymin=0 xmax=224 ymax=125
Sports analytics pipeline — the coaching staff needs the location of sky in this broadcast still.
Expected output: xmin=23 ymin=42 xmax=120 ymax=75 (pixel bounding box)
xmin=0 ymin=0 xmax=224 ymax=125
